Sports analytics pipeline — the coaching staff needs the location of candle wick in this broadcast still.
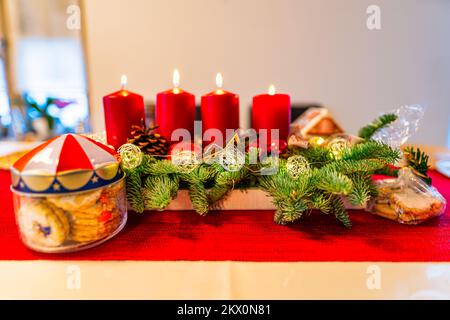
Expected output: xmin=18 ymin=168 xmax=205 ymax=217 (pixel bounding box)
xmin=120 ymin=74 xmax=128 ymax=91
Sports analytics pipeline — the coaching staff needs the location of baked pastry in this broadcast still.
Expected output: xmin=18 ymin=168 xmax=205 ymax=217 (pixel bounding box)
xmin=19 ymin=200 xmax=69 ymax=247
xmin=68 ymin=181 xmax=124 ymax=243
xmin=390 ymin=188 xmax=444 ymax=224
xmin=370 ymin=169 xmax=446 ymax=225
xmin=47 ymin=189 xmax=102 ymax=211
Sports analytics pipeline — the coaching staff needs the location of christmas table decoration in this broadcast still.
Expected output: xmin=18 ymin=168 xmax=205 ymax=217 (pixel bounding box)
xmin=122 ymin=104 xmax=444 ymax=228
xmin=10 ymin=134 xmax=127 ymax=253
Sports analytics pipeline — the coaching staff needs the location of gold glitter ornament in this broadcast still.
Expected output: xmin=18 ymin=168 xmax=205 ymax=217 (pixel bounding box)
xmin=327 ymin=137 xmax=351 ymax=160
xmin=286 ymin=155 xmax=310 ymax=179
xmin=219 ymin=147 xmax=246 ymax=172
xmin=171 ymin=150 xmax=200 ymax=173
xmin=308 ymin=136 xmax=326 ymax=147
xmin=118 ymin=143 xmax=144 ymax=170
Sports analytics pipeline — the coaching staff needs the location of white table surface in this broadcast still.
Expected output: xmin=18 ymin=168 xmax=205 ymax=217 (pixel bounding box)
xmin=0 ymin=261 xmax=450 ymax=299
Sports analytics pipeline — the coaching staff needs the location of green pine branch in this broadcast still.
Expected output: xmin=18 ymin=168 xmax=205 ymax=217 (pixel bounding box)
xmin=403 ymin=147 xmax=432 ymax=184
xmin=358 ymin=113 xmax=398 ymax=140
xmin=331 ymin=196 xmax=352 ymax=228
xmin=209 ymin=169 xmax=248 ymax=205
xmin=341 ymin=140 xmax=401 ymax=164
xmin=298 ymin=146 xmax=332 ymax=168
xmin=142 ymin=175 xmax=179 ymax=210
xmin=308 ymin=192 xmax=332 ymax=215
xmin=325 ymin=159 xmax=387 ymax=175
xmin=125 ymin=170 xmax=145 ymax=213
xmin=313 ymin=167 xmax=353 ymax=196
xmin=188 ymin=182 xmax=209 ymax=216
xmin=183 ymin=165 xmax=217 ymax=215
xmin=141 ymin=159 xmax=179 ymax=175
xmin=348 ymin=174 xmax=373 ymax=206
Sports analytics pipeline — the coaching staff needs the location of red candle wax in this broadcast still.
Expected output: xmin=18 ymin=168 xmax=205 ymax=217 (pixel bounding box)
xmin=156 ymin=71 xmax=196 ymax=143
xmin=252 ymin=86 xmax=291 ymax=142
xmin=103 ymin=76 xmax=145 ymax=149
xmin=201 ymin=74 xmax=239 ymax=146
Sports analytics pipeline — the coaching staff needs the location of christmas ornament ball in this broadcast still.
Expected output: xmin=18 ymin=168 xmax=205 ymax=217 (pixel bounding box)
xmin=219 ymin=147 xmax=246 ymax=172
xmin=286 ymin=155 xmax=310 ymax=179
xmin=168 ymin=141 xmax=201 ymax=159
xmin=118 ymin=143 xmax=143 ymax=170
xmin=327 ymin=137 xmax=351 ymax=159
xmin=169 ymin=142 xmax=201 ymax=173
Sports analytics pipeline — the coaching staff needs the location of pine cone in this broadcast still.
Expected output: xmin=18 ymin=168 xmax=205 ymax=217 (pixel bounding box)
xmin=127 ymin=120 xmax=169 ymax=157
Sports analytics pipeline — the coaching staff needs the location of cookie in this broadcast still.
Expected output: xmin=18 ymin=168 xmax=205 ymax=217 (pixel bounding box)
xmin=47 ymin=189 xmax=102 ymax=211
xmin=70 ymin=213 xmax=121 ymax=243
xmin=19 ymin=200 xmax=69 ymax=247
xmin=70 ymin=221 xmax=120 ymax=243
xmin=372 ymin=203 xmax=397 ymax=221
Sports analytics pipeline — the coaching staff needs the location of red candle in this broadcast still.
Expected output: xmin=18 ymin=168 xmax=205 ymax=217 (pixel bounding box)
xmin=156 ymin=69 xmax=196 ymax=143
xmin=103 ymin=75 xmax=146 ymax=149
xmin=252 ymin=85 xmax=291 ymax=142
xmin=201 ymin=73 xmax=239 ymax=146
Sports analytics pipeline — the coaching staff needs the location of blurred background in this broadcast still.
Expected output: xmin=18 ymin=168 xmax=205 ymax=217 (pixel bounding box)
xmin=0 ymin=0 xmax=449 ymax=146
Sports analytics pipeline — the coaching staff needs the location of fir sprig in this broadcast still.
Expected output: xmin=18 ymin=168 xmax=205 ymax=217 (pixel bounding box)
xmin=124 ymin=170 xmax=145 ymax=213
xmin=331 ymin=195 xmax=352 ymax=228
xmin=341 ymin=140 xmax=401 ymax=164
xmin=403 ymin=147 xmax=432 ymax=184
xmin=358 ymin=113 xmax=398 ymax=140
xmin=142 ymin=175 xmax=179 ymax=210
xmin=313 ymin=168 xmax=353 ymax=195
xmin=348 ymin=174 xmax=373 ymax=206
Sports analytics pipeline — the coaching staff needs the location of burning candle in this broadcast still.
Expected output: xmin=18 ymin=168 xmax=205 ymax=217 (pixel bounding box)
xmin=103 ymin=75 xmax=146 ymax=149
xmin=252 ymin=85 xmax=291 ymax=142
xmin=201 ymin=73 xmax=240 ymax=146
xmin=156 ymin=69 xmax=196 ymax=143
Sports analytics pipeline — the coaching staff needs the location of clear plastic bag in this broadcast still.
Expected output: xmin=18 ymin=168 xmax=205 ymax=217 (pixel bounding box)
xmin=369 ymin=168 xmax=446 ymax=225
xmin=372 ymin=105 xmax=425 ymax=149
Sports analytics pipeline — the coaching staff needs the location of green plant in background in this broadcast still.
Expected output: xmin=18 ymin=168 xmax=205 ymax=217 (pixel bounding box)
xmin=24 ymin=94 xmax=74 ymax=134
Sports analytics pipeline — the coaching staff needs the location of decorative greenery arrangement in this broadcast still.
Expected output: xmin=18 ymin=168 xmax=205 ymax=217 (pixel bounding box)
xmin=123 ymin=112 xmax=429 ymax=228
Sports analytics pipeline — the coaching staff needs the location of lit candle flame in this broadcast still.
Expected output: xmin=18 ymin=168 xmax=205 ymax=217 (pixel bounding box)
xmin=173 ymin=69 xmax=180 ymax=88
xmin=268 ymin=84 xmax=276 ymax=96
xmin=121 ymin=74 xmax=127 ymax=90
xmin=216 ymin=73 xmax=223 ymax=89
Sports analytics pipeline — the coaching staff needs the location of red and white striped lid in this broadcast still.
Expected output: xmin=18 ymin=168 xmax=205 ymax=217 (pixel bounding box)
xmin=11 ymin=134 xmax=123 ymax=194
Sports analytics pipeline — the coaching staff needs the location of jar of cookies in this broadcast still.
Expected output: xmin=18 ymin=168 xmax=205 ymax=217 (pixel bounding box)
xmin=10 ymin=134 xmax=127 ymax=253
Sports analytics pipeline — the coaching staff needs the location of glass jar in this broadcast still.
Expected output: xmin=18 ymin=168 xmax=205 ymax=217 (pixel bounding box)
xmin=12 ymin=178 xmax=127 ymax=253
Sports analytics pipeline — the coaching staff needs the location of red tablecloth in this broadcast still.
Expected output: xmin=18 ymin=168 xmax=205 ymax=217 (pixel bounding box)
xmin=0 ymin=169 xmax=449 ymax=262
